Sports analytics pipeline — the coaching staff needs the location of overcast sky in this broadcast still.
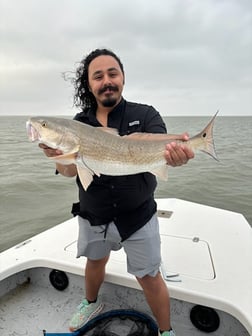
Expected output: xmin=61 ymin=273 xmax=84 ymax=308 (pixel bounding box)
xmin=1 ymin=0 xmax=251 ymax=116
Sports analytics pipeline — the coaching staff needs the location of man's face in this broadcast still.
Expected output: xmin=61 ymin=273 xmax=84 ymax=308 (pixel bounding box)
xmin=88 ymin=55 xmax=125 ymax=109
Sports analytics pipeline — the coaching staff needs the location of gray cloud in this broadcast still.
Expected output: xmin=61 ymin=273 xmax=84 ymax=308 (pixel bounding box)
xmin=1 ymin=0 xmax=251 ymax=116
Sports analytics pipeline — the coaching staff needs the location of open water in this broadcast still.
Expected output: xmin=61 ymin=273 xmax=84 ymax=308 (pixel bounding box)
xmin=0 ymin=115 xmax=251 ymax=252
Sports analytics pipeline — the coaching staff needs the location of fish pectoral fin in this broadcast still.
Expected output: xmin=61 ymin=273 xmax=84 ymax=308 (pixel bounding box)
xmin=49 ymin=153 xmax=77 ymax=165
xmin=150 ymin=165 xmax=169 ymax=181
xmin=76 ymin=165 xmax=95 ymax=191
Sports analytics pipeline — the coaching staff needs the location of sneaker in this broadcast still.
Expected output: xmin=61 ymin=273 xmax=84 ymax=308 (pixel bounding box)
xmin=69 ymin=297 xmax=104 ymax=332
xmin=159 ymin=330 xmax=176 ymax=336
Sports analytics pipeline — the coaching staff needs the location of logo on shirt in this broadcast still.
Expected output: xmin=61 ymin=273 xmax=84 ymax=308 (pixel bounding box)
xmin=129 ymin=120 xmax=140 ymax=127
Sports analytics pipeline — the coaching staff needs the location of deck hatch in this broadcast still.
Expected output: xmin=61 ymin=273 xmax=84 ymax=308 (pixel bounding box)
xmin=161 ymin=235 xmax=215 ymax=280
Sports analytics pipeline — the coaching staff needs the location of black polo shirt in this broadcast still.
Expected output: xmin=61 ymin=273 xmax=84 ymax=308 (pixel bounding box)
xmin=71 ymin=98 xmax=167 ymax=241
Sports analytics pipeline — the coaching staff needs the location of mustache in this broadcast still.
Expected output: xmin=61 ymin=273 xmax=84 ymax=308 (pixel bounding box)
xmin=98 ymin=85 xmax=119 ymax=95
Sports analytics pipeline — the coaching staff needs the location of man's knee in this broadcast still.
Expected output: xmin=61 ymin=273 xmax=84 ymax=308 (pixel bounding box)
xmin=136 ymin=271 xmax=162 ymax=288
xmin=87 ymin=255 xmax=110 ymax=268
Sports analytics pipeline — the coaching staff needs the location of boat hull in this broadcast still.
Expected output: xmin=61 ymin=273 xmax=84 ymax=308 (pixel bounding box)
xmin=1 ymin=198 xmax=251 ymax=335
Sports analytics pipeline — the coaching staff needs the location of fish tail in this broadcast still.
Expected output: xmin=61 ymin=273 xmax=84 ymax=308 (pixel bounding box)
xmin=190 ymin=111 xmax=219 ymax=161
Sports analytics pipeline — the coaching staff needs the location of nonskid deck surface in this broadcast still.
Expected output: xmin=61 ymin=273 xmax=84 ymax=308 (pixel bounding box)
xmin=1 ymin=274 xmax=78 ymax=335
xmin=0 ymin=268 xmax=154 ymax=336
xmin=0 ymin=268 xmax=250 ymax=336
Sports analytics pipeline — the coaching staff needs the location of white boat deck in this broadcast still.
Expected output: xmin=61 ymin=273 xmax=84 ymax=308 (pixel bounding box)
xmin=1 ymin=198 xmax=252 ymax=335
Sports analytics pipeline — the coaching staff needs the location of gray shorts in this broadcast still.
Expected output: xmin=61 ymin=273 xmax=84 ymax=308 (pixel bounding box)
xmin=77 ymin=213 xmax=161 ymax=278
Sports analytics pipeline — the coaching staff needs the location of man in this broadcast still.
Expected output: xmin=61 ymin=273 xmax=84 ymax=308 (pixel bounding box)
xmin=40 ymin=48 xmax=194 ymax=336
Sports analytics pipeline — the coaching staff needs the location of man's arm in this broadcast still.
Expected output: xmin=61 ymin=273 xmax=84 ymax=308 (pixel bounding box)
xmin=144 ymin=109 xmax=195 ymax=167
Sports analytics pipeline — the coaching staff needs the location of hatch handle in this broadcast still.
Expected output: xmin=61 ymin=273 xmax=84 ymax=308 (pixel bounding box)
xmin=160 ymin=261 xmax=182 ymax=282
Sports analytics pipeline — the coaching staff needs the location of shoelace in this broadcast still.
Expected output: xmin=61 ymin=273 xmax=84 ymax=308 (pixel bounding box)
xmin=77 ymin=299 xmax=89 ymax=310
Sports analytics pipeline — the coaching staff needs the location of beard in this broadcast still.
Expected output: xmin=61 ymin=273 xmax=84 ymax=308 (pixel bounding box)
xmin=101 ymin=97 xmax=118 ymax=107
xmin=98 ymin=84 xmax=119 ymax=107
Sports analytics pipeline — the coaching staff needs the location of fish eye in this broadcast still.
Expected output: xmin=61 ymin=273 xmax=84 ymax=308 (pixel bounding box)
xmin=202 ymin=132 xmax=207 ymax=138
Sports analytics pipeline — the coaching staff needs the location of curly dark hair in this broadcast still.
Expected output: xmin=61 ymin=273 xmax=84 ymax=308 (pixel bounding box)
xmin=73 ymin=48 xmax=124 ymax=111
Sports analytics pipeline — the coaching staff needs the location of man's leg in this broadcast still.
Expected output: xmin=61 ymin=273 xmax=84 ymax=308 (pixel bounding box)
xmin=137 ymin=272 xmax=171 ymax=331
xmin=69 ymin=256 xmax=109 ymax=331
xmin=70 ymin=217 xmax=116 ymax=331
xmin=85 ymin=256 xmax=109 ymax=301
xmin=122 ymin=213 xmax=171 ymax=330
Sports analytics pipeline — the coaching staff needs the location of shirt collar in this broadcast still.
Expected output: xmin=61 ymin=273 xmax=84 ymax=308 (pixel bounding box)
xmin=88 ymin=98 xmax=126 ymax=127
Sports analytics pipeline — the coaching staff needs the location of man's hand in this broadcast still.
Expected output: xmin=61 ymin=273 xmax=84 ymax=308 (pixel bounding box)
xmin=39 ymin=143 xmax=63 ymax=157
xmin=39 ymin=143 xmax=77 ymax=177
xmin=165 ymin=133 xmax=194 ymax=167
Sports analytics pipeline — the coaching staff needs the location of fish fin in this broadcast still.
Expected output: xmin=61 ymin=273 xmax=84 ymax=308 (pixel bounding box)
xmin=49 ymin=153 xmax=77 ymax=165
xmin=98 ymin=127 xmax=119 ymax=135
xmin=191 ymin=111 xmax=219 ymax=161
xmin=76 ymin=165 xmax=95 ymax=191
xmin=150 ymin=165 xmax=169 ymax=181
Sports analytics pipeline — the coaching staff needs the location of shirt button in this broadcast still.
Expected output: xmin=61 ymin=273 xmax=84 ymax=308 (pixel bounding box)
xmin=113 ymin=203 xmax=117 ymax=208
xmin=111 ymin=185 xmax=115 ymax=189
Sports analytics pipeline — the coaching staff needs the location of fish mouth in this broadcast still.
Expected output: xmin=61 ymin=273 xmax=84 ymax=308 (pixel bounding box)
xmin=26 ymin=121 xmax=40 ymax=142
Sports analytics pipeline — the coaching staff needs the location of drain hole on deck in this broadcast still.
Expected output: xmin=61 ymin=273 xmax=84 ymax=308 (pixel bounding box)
xmin=49 ymin=270 xmax=69 ymax=291
xmin=190 ymin=305 xmax=220 ymax=333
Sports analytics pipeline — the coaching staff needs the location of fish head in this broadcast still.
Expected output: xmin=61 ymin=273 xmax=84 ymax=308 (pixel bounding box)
xmin=26 ymin=117 xmax=80 ymax=154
